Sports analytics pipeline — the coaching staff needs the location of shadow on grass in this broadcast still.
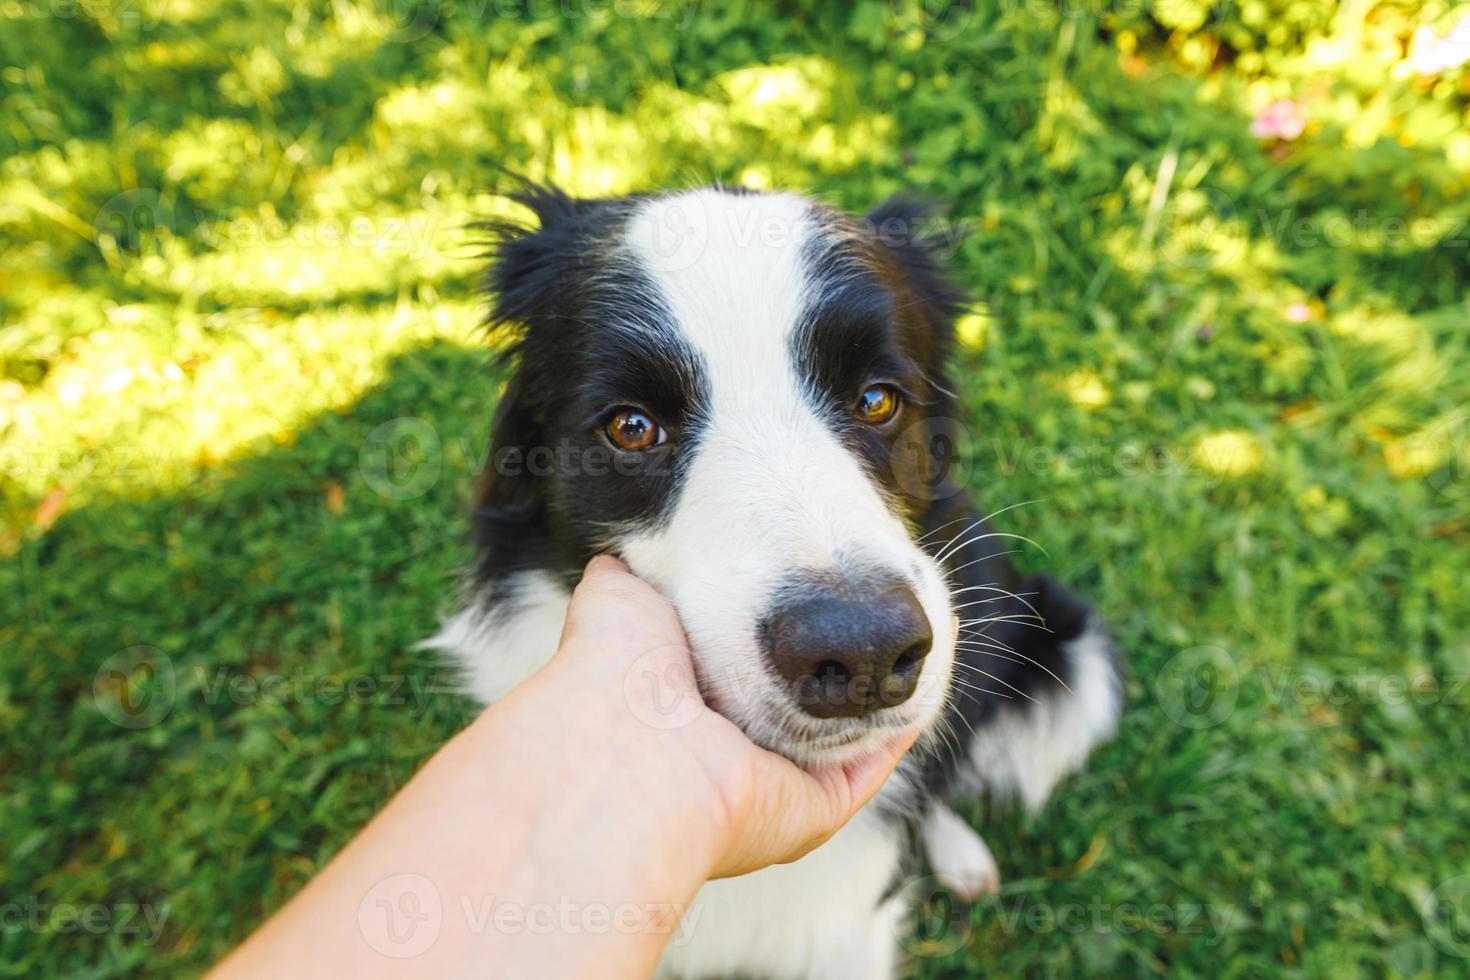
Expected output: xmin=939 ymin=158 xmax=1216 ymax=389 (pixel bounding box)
xmin=3 ymin=339 xmax=504 ymax=975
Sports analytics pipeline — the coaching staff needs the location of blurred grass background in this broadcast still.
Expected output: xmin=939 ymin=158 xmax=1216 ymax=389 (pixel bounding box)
xmin=3 ymin=0 xmax=1470 ymax=976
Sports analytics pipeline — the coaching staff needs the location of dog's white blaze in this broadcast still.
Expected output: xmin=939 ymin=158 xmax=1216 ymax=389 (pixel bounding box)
xmin=619 ymin=189 xmax=955 ymax=755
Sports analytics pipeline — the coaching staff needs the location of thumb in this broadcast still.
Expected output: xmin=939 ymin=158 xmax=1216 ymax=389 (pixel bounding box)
xmin=553 ymin=555 xmax=692 ymax=679
xmin=707 ymin=722 xmax=922 ymax=879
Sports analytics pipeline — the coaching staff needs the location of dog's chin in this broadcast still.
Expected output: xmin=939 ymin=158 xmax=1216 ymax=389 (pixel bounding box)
xmin=746 ymin=708 xmax=934 ymax=771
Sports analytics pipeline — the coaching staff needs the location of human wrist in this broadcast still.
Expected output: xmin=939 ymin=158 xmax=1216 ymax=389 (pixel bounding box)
xmin=419 ymin=687 xmax=715 ymax=976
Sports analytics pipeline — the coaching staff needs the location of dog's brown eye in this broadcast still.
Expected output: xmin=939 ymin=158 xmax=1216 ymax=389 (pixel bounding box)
xmin=605 ymin=409 xmax=663 ymax=451
xmin=855 ymin=384 xmax=900 ymax=425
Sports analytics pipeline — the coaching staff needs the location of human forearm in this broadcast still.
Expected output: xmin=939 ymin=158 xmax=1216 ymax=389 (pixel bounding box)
xmin=210 ymin=689 xmax=715 ymax=979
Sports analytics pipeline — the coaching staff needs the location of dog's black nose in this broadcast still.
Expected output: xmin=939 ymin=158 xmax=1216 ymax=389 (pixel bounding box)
xmin=763 ymin=583 xmax=932 ymax=719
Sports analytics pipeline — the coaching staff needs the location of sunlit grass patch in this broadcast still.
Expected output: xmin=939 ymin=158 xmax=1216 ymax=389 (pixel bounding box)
xmin=2 ymin=298 xmax=481 ymax=514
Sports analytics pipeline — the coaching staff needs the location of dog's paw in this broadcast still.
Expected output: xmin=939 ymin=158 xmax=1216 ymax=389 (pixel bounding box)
xmin=935 ymin=836 xmax=1000 ymax=901
xmin=923 ymin=805 xmax=1000 ymax=901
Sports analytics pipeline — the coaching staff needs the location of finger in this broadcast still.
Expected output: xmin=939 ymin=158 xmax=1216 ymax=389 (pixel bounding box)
xmin=582 ymin=553 xmax=630 ymax=578
xmin=840 ymin=725 xmax=923 ymax=808
xmin=561 ymin=556 xmax=686 ymax=648
xmin=569 ymin=555 xmax=665 ymax=617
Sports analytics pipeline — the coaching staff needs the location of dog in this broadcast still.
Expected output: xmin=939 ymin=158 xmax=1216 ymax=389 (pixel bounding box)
xmin=423 ymin=183 xmax=1124 ymax=979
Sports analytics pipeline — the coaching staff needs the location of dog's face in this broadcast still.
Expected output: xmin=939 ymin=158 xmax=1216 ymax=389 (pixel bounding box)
xmin=481 ymin=186 xmax=966 ymax=767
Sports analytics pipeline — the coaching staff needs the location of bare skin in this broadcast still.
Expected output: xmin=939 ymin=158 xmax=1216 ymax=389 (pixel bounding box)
xmin=211 ymin=556 xmax=923 ymax=979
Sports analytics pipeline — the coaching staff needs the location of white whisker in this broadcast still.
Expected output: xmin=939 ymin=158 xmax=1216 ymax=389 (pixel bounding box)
xmin=949 ymin=585 xmax=1045 ymax=622
xmin=954 ymin=636 xmax=1072 ymax=693
xmin=930 ymin=499 xmax=1044 ymax=563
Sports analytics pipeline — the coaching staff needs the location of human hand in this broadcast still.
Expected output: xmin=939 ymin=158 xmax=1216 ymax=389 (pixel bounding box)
xmin=211 ymin=555 xmax=922 ymax=980
xmin=528 ymin=555 xmax=922 ymax=880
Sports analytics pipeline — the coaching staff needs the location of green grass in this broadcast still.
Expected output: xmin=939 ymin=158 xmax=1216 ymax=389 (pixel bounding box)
xmin=4 ymin=1 xmax=1470 ymax=976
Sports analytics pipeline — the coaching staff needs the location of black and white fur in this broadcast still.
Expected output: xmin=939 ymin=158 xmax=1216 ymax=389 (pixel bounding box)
xmin=424 ymin=184 xmax=1124 ymax=979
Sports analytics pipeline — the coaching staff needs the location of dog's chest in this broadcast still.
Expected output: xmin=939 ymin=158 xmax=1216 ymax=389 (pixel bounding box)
xmin=659 ymin=811 xmax=908 ymax=980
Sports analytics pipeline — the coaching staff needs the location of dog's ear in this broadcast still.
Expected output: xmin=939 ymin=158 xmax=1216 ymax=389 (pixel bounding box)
xmin=866 ymin=194 xmax=969 ymax=510
xmin=864 ymin=193 xmax=968 ymax=335
xmin=478 ymin=181 xmax=596 ymax=336
xmin=469 ymin=181 xmax=594 ymax=580
xmin=470 ymin=373 xmax=554 ymax=583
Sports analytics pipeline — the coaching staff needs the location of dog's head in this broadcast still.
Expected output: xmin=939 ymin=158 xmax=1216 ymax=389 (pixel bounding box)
xmin=478 ymin=184 xmax=967 ymax=766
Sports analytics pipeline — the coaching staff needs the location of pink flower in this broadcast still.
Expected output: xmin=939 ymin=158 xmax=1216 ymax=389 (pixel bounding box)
xmin=1410 ymin=16 xmax=1470 ymax=76
xmin=1250 ymin=100 xmax=1307 ymax=141
xmin=1285 ymin=302 xmax=1312 ymax=323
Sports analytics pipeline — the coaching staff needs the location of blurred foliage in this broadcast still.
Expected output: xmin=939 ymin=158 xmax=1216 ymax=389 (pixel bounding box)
xmin=2 ymin=0 xmax=1469 ymax=977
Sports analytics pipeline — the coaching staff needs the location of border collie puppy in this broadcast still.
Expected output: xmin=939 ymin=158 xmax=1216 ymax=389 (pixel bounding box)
xmin=425 ymin=183 xmax=1124 ymax=979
